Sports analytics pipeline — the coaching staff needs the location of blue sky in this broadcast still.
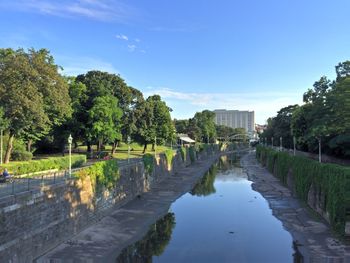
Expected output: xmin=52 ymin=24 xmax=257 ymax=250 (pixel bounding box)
xmin=1 ymin=0 xmax=350 ymax=124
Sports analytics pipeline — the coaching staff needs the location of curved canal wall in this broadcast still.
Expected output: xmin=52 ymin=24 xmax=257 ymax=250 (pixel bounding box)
xmin=0 ymin=145 xmax=224 ymax=263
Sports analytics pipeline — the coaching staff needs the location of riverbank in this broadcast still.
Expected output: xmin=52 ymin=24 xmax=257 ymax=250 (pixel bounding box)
xmin=241 ymin=151 xmax=350 ymax=262
xmin=36 ymin=153 xmax=222 ymax=262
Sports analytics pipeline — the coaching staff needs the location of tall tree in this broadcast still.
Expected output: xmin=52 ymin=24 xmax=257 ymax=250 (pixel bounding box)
xmin=0 ymin=48 xmax=71 ymax=163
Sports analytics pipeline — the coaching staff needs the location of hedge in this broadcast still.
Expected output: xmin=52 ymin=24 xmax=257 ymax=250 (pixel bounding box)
xmin=74 ymin=159 xmax=119 ymax=193
xmin=164 ymin=149 xmax=175 ymax=169
xmin=256 ymin=145 xmax=350 ymax=236
xmin=143 ymin=153 xmax=155 ymax=175
xmin=1 ymin=154 xmax=87 ymax=175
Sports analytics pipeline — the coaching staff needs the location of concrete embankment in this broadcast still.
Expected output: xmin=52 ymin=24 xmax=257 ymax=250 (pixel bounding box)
xmin=36 ymin=154 xmax=221 ymax=262
xmin=241 ymin=151 xmax=350 ymax=262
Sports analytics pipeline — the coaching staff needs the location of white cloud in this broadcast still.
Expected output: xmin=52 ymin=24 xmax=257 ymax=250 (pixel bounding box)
xmin=127 ymin=44 xmax=136 ymax=52
xmin=55 ymin=55 xmax=119 ymax=76
xmin=0 ymin=0 xmax=135 ymax=22
xmin=143 ymin=87 xmax=303 ymax=124
xmin=116 ymin=34 xmax=128 ymax=41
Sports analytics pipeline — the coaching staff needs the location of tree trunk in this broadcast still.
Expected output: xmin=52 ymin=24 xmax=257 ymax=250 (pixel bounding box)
xmin=97 ymin=139 xmax=102 ymax=152
xmin=4 ymin=133 xmax=14 ymax=163
xmin=27 ymin=139 xmax=32 ymax=152
xmin=87 ymin=142 xmax=91 ymax=152
xmin=143 ymin=143 xmax=147 ymax=154
xmin=151 ymin=143 xmax=155 ymax=151
xmin=112 ymin=141 xmax=118 ymax=154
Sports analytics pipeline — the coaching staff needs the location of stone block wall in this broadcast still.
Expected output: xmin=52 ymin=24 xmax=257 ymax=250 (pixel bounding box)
xmin=0 ymin=148 xmax=224 ymax=262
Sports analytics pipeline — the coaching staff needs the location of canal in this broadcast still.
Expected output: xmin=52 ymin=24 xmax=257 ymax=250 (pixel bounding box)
xmin=116 ymin=154 xmax=301 ymax=263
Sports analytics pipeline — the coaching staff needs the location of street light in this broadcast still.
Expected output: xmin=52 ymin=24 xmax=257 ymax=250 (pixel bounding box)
xmin=318 ymin=137 xmax=322 ymax=163
xmin=154 ymin=136 xmax=157 ymax=157
xmin=127 ymin=135 xmax=131 ymax=164
xmin=293 ymin=136 xmax=296 ymax=156
xmin=280 ymin=137 xmax=282 ymax=151
xmin=0 ymin=129 xmax=3 ymax=165
xmin=68 ymin=134 xmax=73 ymax=176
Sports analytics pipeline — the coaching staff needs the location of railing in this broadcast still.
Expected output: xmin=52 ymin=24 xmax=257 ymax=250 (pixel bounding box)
xmin=0 ymin=158 xmax=144 ymax=199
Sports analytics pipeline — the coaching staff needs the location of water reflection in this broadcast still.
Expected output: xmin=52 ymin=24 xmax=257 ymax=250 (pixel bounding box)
xmin=116 ymin=154 xmax=302 ymax=263
xmin=116 ymin=213 xmax=176 ymax=263
xmin=190 ymin=165 xmax=217 ymax=197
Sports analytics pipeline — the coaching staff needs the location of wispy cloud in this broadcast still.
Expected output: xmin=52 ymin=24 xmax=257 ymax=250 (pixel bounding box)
xmin=55 ymin=55 xmax=119 ymax=76
xmin=116 ymin=34 xmax=129 ymax=41
xmin=127 ymin=44 xmax=137 ymax=52
xmin=0 ymin=0 xmax=136 ymax=22
xmin=143 ymin=87 xmax=303 ymax=124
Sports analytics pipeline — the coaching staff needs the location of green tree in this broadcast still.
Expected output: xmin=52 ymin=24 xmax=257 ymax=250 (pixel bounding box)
xmin=88 ymin=95 xmax=122 ymax=151
xmin=0 ymin=48 xmax=71 ymax=163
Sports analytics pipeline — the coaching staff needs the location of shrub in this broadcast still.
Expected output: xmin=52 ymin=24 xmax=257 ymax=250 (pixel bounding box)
xmin=164 ymin=149 xmax=175 ymax=169
xmin=143 ymin=153 xmax=154 ymax=175
xmin=2 ymin=155 xmax=86 ymax=175
xmin=75 ymin=159 xmax=119 ymax=193
xmin=256 ymin=146 xmax=350 ymax=236
xmin=180 ymin=146 xmax=187 ymax=162
xmin=11 ymin=150 xmax=33 ymax=161
xmin=189 ymin=146 xmax=196 ymax=163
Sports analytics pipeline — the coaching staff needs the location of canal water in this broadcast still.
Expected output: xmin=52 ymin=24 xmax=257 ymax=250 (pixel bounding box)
xmin=116 ymin=154 xmax=300 ymax=263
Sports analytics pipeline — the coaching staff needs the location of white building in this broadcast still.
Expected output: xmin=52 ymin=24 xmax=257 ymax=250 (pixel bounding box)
xmin=214 ymin=109 xmax=255 ymax=133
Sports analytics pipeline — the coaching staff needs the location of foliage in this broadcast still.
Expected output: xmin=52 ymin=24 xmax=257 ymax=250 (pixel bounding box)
xmin=116 ymin=213 xmax=176 ymax=262
xmin=180 ymin=146 xmax=187 ymax=162
xmin=11 ymin=150 xmax=33 ymax=161
xmin=190 ymin=165 xmax=217 ymax=196
xmin=143 ymin=153 xmax=155 ymax=175
xmin=164 ymin=149 xmax=175 ymax=169
xmin=2 ymin=155 xmax=86 ymax=175
xmin=189 ymin=146 xmax=196 ymax=163
xmin=75 ymin=159 xmax=119 ymax=193
xmin=0 ymin=48 xmax=71 ymax=162
xmin=256 ymin=145 xmax=350 ymax=236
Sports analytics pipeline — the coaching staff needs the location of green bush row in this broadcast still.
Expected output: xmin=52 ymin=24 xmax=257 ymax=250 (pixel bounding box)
xmin=75 ymin=159 xmax=119 ymax=193
xmin=1 ymin=155 xmax=87 ymax=175
xmin=164 ymin=149 xmax=175 ymax=168
xmin=143 ymin=153 xmax=155 ymax=175
xmin=256 ymin=145 xmax=350 ymax=236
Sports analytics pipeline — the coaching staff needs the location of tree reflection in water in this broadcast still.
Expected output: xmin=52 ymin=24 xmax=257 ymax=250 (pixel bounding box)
xmin=116 ymin=213 xmax=176 ymax=263
xmin=190 ymin=165 xmax=217 ymax=196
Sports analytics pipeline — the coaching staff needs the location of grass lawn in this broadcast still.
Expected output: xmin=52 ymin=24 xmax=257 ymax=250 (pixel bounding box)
xmin=76 ymin=143 xmax=173 ymax=160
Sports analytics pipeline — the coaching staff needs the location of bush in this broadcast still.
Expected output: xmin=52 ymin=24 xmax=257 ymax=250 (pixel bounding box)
xmin=2 ymin=154 xmax=86 ymax=175
xmin=143 ymin=153 xmax=154 ymax=175
xmin=164 ymin=149 xmax=175 ymax=169
xmin=189 ymin=146 xmax=196 ymax=163
xmin=256 ymin=145 xmax=350 ymax=236
xmin=180 ymin=146 xmax=187 ymax=162
xmin=75 ymin=159 xmax=119 ymax=193
xmin=11 ymin=150 xmax=33 ymax=161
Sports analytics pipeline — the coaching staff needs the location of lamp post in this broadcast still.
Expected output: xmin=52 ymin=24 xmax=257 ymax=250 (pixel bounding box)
xmin=318 ymin=137 xmax=322 ymax=163
xmin=127 ymin=136 xmax=131 ymax=164
xmin=154 ymin=136 xmax=157 ymax=157
xmin=0 ymin=129 xmax=3 ymax=165
xmin=280 ymin=137 xmax=282 ymax=151
xmin=293 ymin=136 xmax=296 ymax=156
xmin=68 ymin=134 xmax=73 ymax=177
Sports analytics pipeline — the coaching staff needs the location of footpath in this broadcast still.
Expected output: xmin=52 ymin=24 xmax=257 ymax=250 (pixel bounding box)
xmin=241 ymin=151 xmax=350 ymax=262
xmin=36 ymin=154 xmax=221 ymax=263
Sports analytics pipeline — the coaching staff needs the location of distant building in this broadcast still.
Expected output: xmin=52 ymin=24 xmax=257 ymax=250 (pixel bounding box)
xmin=213 ymin=109 xmax=255 ymax=133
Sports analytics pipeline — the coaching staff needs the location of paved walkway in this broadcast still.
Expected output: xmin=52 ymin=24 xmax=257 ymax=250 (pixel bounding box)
xmin=241 ymin=151 xmax=350 ymax=262
xmin=36 ymin=154 xmax=221 ymax=263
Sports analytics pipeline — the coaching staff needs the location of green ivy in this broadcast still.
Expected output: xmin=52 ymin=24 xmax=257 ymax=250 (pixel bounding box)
xmin=180 ymin=146 xmax=187 ymax=162
xmin=164 ymin=149 xmax=175 ymax=169
xmin=2 ymin=155 xmax=87 ymax=175
xmin=189 ymin=146 xmax=196 ymax=163
xmin=75 ymin=159 xmax=119 ymax=193
xmin=256 ymin=145 xmax=350 ymax=236
xmin=143 ymin=153 xmax=155 ymax=175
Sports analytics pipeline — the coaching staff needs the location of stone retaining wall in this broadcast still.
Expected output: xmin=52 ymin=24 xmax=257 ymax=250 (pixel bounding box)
xmin=0 ymin=148 xmax=221 ymax=263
